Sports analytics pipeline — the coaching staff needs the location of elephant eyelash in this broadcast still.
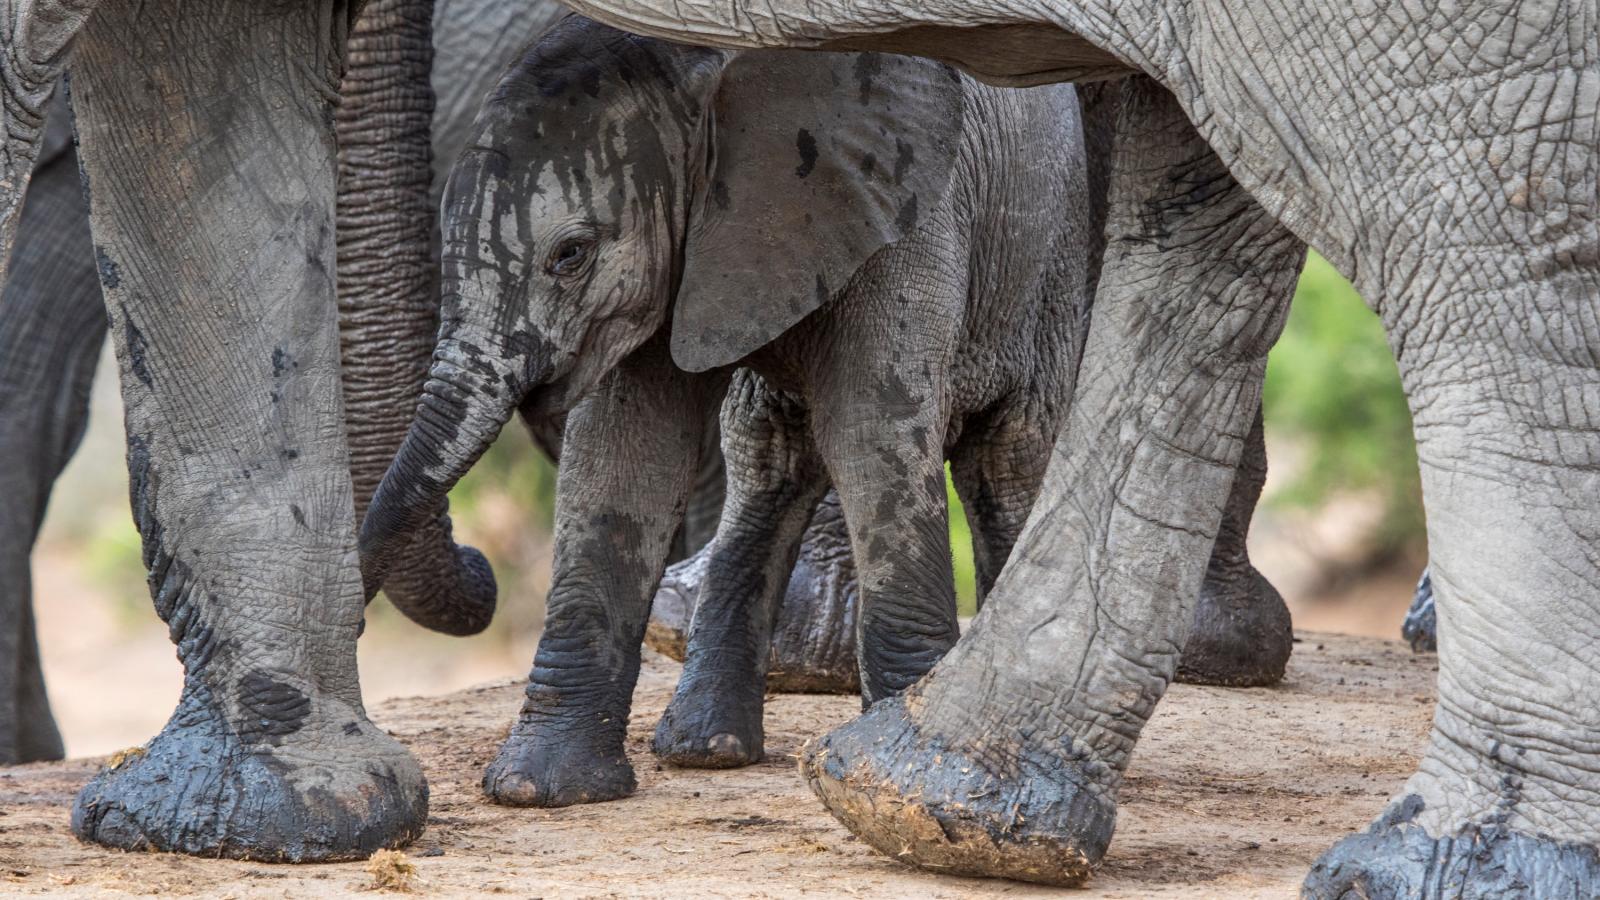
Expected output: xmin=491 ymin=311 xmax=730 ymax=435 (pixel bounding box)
xmin=544 ymin=230 xmax=600 ymax=278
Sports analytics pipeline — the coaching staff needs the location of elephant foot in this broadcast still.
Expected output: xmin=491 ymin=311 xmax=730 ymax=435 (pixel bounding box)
xmin=801 ymin=695 xmax=1117 ymax=886
xmin=652 ymin=678 xmax=763 ymax=768
xmin=1176 ymin=564 xmax=1293 ymax=687
xmin=483 ymin=727 xmax=635 ymax=808
xmin=1304 ymin=795 xmax=1600 ymax=898
xmin=71 ymin=686 xmax=426 ymax=861
xmin=1401 ymin=567 xmax=1437 ymax=653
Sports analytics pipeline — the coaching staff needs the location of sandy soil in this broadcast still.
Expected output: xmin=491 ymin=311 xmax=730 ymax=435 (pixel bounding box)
xmin=0 ymin=632 xmax=1436 ymax=898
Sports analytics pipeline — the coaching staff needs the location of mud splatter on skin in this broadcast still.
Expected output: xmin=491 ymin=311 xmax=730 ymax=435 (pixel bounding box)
xmin=236 ymin=672 xmax=312 ymax=743
xmin=795 ymin=129 xmax=818 ymax=178
xmin=120 ymin=303 xmax=152 ymax=387
xmin=1304 ymin=794 xmax=1600 ymax=898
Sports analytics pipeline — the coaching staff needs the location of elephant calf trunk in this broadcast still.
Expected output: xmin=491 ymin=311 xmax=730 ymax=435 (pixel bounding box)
xmin=360 ymin=341 xmax=531 ymax=607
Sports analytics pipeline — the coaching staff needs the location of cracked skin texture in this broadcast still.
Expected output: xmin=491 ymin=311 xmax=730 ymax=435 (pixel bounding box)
xmin=554 ymin=0 xmax=1600 ymax=892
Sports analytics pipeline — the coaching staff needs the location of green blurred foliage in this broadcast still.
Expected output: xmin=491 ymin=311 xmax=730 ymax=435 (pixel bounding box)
xmin=449 ymin=430 xmax=557 ymax=534
xmin=1263 ymin=252 xmax=1424 ymax=549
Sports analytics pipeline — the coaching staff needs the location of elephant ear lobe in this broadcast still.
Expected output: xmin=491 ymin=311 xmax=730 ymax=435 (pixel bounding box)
xmin=671 ymin=51 xmax=965 ymax=373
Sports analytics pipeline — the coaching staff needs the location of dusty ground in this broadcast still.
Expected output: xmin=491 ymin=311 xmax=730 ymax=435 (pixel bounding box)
xmin=1 ymin=632 xmax=1435 ymax=898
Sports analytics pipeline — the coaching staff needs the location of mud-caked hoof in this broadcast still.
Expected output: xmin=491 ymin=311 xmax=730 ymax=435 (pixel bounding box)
xmin=801 ymin=695 xmax=1117 ymax=886
xmin=71 ymin=692 xmax=426 ymax=861
xmin=1177 ymin=566 xmax=1293 ymax=687
xmin=1304 ymin=795 xmax=1600 ymax=899
xmin=483 ymin=730 xmax=635 ymax=808
xmin=1400 ymin=567 xmax=1437 ymax=653
xmin=651 ymin=689 xmax=763 ymax=769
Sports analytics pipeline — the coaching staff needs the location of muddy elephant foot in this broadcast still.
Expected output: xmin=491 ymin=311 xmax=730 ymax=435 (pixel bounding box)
xmin=647 ymin=493 xmax=860 ymax=694
xmin=1175 ymin=564 xmax=1293 ymax=687
xmin=1400 ymin=567 xmax=1437 ymax=653
xmin=71 ymin=687 xmax=426 ymax=861
xmin=651 ymin=676 xmax=764 ymax=768
xmin=1304 ymin=795 xmax=1600 ymax=898
xmin=801 ymin=696 xmax=1117 ymax=886
xmin=483 ymin=727 xmax=635 ymax=808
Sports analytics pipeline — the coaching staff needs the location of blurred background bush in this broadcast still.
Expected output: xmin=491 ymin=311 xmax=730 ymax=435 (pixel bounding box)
xmin=32 ymin=252 xmax=1426 ymax=757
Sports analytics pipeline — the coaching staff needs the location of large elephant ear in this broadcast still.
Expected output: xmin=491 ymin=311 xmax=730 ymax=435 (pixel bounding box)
xmin=671 ymin=50 xmax=965 ymax=372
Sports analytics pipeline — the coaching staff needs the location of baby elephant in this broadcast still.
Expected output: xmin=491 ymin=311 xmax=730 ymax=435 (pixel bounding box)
xmin=362 ymin=17 xmax=1285 ymax=806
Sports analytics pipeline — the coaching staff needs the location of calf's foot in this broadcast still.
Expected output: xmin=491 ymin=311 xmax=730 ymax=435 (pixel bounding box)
xmin=484 ymin=725 xmax=634 ymax=808
xmin=72 ymin=684 xmax=426 ymax=861
xmin=801 ymin=695 xmax=1116 ymax=886
xmin=652 ymin=674 xmax=764 ymax=768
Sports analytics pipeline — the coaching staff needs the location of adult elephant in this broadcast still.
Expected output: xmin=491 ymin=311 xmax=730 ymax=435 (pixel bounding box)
xmin=0 ymin=0 xmax=565 ymax=768
xmin=0 ymin=0 xmax=601 ymax=860
xmin=558 ymin=0 xmax=1600 ymax=895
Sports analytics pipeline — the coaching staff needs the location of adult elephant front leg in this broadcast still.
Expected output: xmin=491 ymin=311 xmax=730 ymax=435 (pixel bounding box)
xmin=66 ymin=1 xmax=426 ymax=860
xmin=484 ymin=336 xmax=723 ymax=807
xmin=801 ymin=78 xmax=1306 ymax=885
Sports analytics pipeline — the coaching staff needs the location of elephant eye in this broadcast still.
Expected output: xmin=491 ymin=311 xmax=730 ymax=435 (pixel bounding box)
xmin=546 ymin=236 xmax=595 ymax=277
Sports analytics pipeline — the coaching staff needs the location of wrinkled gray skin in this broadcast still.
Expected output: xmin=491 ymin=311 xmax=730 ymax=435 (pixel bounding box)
xmin=361 ymin=17 xmax=1286 ymax=810
xmin=649 ymin=489 xmax=862 ymax=694
xmin=0 ymin=0 xmax=596 ymax=862
xmin=0 ymin=0 xmax=563 ymax=770
xmin=562 ymin=0 xmax=1600 ymax=893
xmin=0 ymin=94 xmax=102 ymax=767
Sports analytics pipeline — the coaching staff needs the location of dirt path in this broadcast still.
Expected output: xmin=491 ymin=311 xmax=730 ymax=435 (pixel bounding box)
xmin=1 ymin=632 xmax=1435 ymax=898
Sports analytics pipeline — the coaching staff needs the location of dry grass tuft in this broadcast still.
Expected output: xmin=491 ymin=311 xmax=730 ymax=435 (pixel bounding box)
xmin=365 ymin=849 xmax=417 ymax=893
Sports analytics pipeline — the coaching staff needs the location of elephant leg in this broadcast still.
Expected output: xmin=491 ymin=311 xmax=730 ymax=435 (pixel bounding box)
xmin=812 ymin=364 xmax=959 ymax=709
xmin=1176 ymin=405 xmax=1294 ymax=686
xmin=1304 ymin=224 xmax=1600 ymax=894
xmin=648 ymin=490 xmax=861 ymax=694
xmin=652 ymin=371 xmax=828 ymax=767
xmin=764 ymin=490 xmax=859 ymax=693
xmin=1400 ymin=566 xmax=1437 ymax=653
xmin=65 ymin=2 xmax=426 ymax=860
xmin=0 ymin=1 xmax=98 ymax=274
xmin=800 ymin=78 xmax=1305 ymax=885
xmin=0 ymin=97 xmax=102 ymax=765
xmin=948 ymin=405 xmax=1054 ymax=607
xmin=484 ymin=335 xmax=718 ymax=807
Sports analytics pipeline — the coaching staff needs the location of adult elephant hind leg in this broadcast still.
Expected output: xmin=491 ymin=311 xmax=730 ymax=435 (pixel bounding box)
xmin=66 ymin=1 xmax=426 ymax=860
xmin=484 ymin=338 xmax=718 ymax=807
xmin=1304 ymin=197 xmax=1600 ymax=898
xmin=1176 ymin=406 xmax=1294 ymax=687
xmin=652 ymin=372 xmax=828 ymax=767
xmin=0 ymin=100 xmax=103 ymax=765
xmin=800 ymin=78 xmax=1306 ymax=885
